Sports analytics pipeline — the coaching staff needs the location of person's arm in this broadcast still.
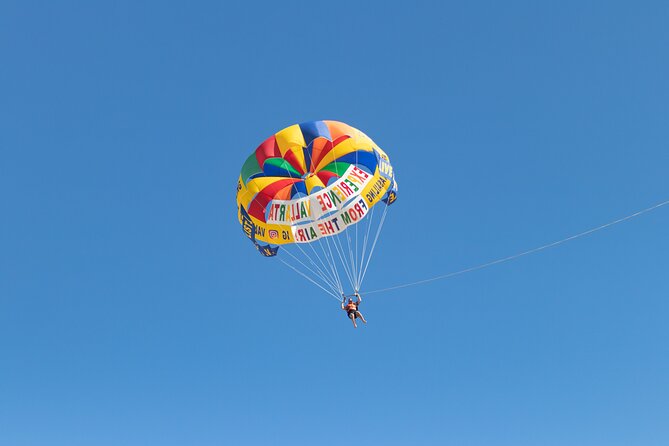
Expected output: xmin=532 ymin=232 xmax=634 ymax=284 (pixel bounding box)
xmin=355 ymin=292 xmax=362 ymax=304
xmin=341 ymin=295 xmax=346 ymax=310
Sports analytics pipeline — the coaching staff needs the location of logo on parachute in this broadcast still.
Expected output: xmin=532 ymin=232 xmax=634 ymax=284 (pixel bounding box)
xmin=239 ymin=205 xmax=256 ymax=241
xmin=258 ymin=245 xmax=278 ymax=257
xmin=239 ymin=205 xmax=279 ymax=257
xmin=269 ymin=229 xmax=278 ymax=239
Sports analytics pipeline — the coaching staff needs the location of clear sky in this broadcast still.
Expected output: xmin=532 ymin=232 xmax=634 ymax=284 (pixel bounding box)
xmin=1 ymin=1 xmax=668 ymax=445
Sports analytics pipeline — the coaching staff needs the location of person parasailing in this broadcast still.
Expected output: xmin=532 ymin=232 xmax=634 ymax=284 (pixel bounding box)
xmin=341 ymin=292 xmax=367 ymax=328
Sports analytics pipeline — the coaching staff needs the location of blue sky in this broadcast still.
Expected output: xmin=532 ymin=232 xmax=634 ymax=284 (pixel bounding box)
xmin=1 ymin=1 xmax=668 ymax=445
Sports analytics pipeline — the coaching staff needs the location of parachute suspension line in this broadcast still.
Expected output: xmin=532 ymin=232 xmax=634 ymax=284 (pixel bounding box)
xmin=352 ymin=206 xmax=368 ymax=291
xmin=365 ymin=198 xmax=669 ymax=295
xmin=320 ymin=233 xmax=347 ymax=295
xmin=344 ymin=222 xmax=357 ymax=290
xmin=289 ymin=239 xmax=335 ymax=288
xmin=294 ymin=238 xmax=342 ymax=293
xmin=345 ymin=230 xmax=361 ymax=291
xmin=356 ymin=202 xmax=377 ymax=289
xmin=333 ymin=230 xmax=354 ymax=287
xmin=336 ymin=228 xmax=362 ymax=293
xmin=359 ymin=202 xmax=390 ymax=290
xmin=329 ymin=231 xmax=357 ymax=292
xmin=314 ymin=235 xmax=344 ymax=295
xmin=281 ymin=247 xmax=340 ymax=295
xmin=306 ymin=244 xmax=342 ymax=295
xmin=303 ymin=238 xmax=340 ymax=290
xmin=278 ymin=257 xmax=342 ymax=301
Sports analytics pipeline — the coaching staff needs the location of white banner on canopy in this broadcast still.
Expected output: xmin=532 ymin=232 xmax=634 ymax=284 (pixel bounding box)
xmin=266 ymin=165 xmax=373 ymax=225
xmin=291 ymin=196 xmax=371 ymax=243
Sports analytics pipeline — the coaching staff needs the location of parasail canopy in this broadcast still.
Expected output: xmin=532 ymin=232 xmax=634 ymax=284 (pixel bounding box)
xmin=236 ymin=120 xmax=398 ymax=300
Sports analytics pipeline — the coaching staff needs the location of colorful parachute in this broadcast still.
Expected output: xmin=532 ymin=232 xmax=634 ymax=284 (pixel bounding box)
xmin=236 ymin=120 xmax=398 ymax=300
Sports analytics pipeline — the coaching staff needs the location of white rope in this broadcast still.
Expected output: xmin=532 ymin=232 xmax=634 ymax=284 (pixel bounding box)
xmin=282 ymin=247 xmax=340 ymax=295
xmin=333 ymin=231 xmax=354 ymax=282
xmin=304 ymin=239 xmax=340 ymax=289
xmin=292 ymin=239 xmax=338 ymax=289
xmin=330 ymin=230 xmax=358 ymax=291
xmin=310 ymin=234 xmax=334 ymax=287
xmin=344 ymin=222 xmax=357 ymax=288
xmin=365 ymin=198 xmax=669 ymax=295
xmin=356 ymin=203 xmax=377 ymax=288
xmin=278 ymin=258 xmax=342 ymax=301
xmin=358 ymin=203 xmax=390 ymax=289
xmin=315 ymin=235 xmax=344 ymax=295
xmin=321 ymin=234 xmax=346 ymax=294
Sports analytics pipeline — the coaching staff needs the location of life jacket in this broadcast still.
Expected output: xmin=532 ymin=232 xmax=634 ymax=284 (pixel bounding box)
xmin=345 ymin=301 xmax=358 ymax=311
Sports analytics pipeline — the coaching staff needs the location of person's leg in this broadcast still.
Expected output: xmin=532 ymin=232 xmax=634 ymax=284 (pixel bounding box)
xmin=350 ymin=313 xmax=357 ymax=328
xmin=357 ymin=311 xmax=367 ymax=324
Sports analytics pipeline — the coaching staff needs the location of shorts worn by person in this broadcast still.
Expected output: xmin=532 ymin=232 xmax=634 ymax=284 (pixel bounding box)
xmin=341 ymin=292 xmax=367 ymax=328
